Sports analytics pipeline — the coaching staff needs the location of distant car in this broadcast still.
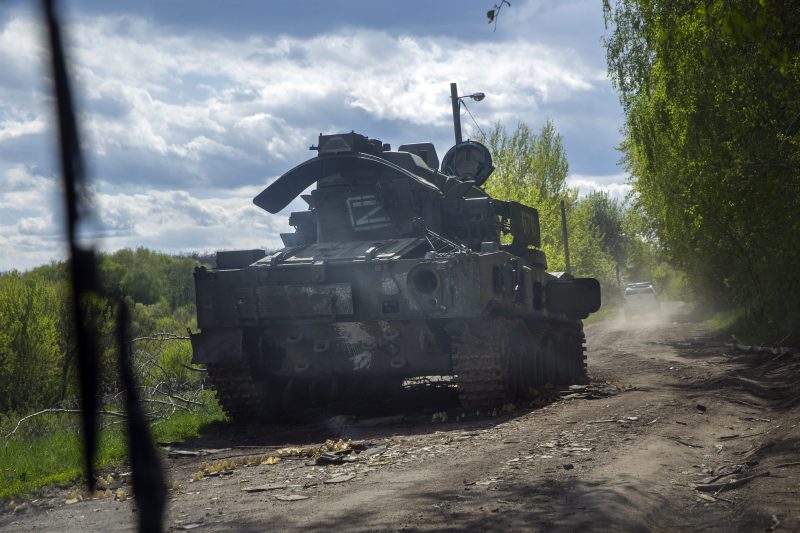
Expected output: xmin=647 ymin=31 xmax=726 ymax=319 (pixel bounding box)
xmin=623 ymin=282 xmax=661 ymax=320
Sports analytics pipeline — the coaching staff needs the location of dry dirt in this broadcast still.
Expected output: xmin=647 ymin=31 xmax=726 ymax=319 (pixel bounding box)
xmin=3 ymin=303 xmax=799 ymax=532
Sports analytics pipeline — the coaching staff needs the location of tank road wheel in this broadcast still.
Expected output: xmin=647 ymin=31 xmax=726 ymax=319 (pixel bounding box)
xmin=507 ymin=340 xmax=524 ymax=401
xmin=524 ymin=327 xmax=546 ymax=390
xmin=281 ymin=380 xmax=299 ymax=413
xmin=206 ymin=362 xmax=277 ymax=423
xmin=308 ymin=379 xmax=333 ymax=406
xmin=451 ymin=317 xmax=531 ymax=411
xmin=519 ymin=337 xmax=535 ymax=396
xmin=553 ymin=330 xmax=575 ymax=385
xmin=540 ymin=334 xmax=558 ymax=387
xmin=525 ymin=322 xmax=588 ymax=388
xmin=524 ymin=337 xmax=543 ymax=392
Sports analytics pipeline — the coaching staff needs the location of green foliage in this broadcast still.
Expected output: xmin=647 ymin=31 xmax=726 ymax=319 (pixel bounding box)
xmin=100 ymin=248 xmax=198 ymax=310
xmin=0 ymin=396 xmax=225 ymax=501
xmin=621 ymin=201 xmax=690 ymax=300
xmin=481 ymin=120 xmax=687 ymax=303
xmin=149 ymin=392 xmax=226 ymax=442
xmin=583 ymin=302 xmax=621 ymax=325
xmin=482 ymin=121 xmax=620 ymax=296
xmin=486 ymin=0 xmax=511 ymax=28
xmin=0 ymin=249 xmax=205 ymax=422
xmin=0 ymin=245 xmax=220 ymax=501
xmin=603 ymin=0 xmax=800 ymax=337
xmin=482 ymin=120 xmax=572 ymax=263
xmin=0 ymin=274 xmax=63 ymax=412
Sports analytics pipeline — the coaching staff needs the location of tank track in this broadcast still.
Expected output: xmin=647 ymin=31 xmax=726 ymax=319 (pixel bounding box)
xmin=207 ymin=319 xmax=588 ymax=418
xmin=450 ymin=317 xmax=511 ymax=410
xmin=205 ymin=362 xmax=274 ymax=422
xmin=546 ymin=321 xmax=587 ymax=386
xmin=452 ymin=316 xmax=587 ymax=411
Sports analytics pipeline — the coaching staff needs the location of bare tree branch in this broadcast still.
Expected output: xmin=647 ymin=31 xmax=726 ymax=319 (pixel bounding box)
xmin=129 ymin=333 xmax=190 ymax=343
xmin=4 ymin=407 xmax=127 ymax=439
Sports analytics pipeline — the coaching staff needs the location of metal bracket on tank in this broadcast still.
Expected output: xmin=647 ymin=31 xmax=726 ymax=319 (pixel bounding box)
xmin=424 ymin=228 xmax=467 ymax=256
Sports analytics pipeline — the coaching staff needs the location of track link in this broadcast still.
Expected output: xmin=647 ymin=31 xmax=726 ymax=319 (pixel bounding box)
xmin=452 ymin=317 xmax=588 ymax=411
xmin=206 ymin=362 xmax=274 ymax=422
xmin=451 ymin=317 xmax=512 ymax=410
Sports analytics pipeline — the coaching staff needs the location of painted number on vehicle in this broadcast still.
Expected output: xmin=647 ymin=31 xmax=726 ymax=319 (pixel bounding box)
xmin=520 ymin=210 xmax=536 ymax=238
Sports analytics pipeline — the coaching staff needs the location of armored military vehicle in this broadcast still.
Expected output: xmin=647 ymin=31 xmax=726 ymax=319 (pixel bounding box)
xmin=191 ymin=132 xmax=600 ymax=420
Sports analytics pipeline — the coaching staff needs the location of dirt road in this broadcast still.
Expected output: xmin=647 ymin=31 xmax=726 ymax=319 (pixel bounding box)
xmin=3 ymin=304 xmax=799 ymax=532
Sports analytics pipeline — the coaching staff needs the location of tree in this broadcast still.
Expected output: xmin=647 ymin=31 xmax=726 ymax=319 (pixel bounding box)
xmin=482 ymin=120 xmax=572 ymax=269
xmin=0 ymin=249 xmax=205 ymax=417
xmin=481 ymin=121 xmax=617 ymax=290
xmin=603 ymin=0 xmax=800 ymax=334
xmin=0 ymin=274 xmax=62 ymax=412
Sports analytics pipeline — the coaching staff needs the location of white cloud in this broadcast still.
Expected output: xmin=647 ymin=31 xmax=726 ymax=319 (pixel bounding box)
xmin=568 ymin=173 xmax=632 ymax=200
xmin=0 ymin=116 xmax=47 ymax=142
xmin=0 ymin=166 xmax=60 ymax=226
xmin=89 ymin=186 xmax=288 ymax=253
xmin=16 ymin=215 xmax=54 ymax=236
xmin=57 ymin=17 xmax=606 ymax=182
xmin=3 ymin=12 xmax=610 ymax=169
xmin=0 ymin=15 xmax=44 ymax=71
xmin=0 ymin=163 xmax=289 ymax=271
xmin=0 ymin=7 xmax=623 ymax=270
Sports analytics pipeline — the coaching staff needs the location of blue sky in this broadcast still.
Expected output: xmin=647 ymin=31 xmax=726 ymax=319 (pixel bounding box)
xmin=0 ymin=0 xmax=629 ymax=271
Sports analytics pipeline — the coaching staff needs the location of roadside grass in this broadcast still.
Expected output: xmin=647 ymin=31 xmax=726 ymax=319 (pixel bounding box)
xmin=0 ymin=394 xmax=225 ymax=502
xmin=706 ymin=308 xmax=800 ymax=346
xmin=583 ymin=302 xmax=620 ymax=325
